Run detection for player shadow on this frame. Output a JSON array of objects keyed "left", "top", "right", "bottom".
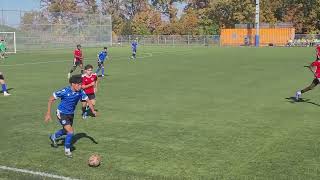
[
  {"left": 56, "top": 133, "right": 98, "bottom": 151},
  {"left": 98, "top": 74, "right": 109, "bottom": 77},
  {"left": 285, "top": 97, "right": 320, "bottom": 107},
  {"left": 0, "top": 87, "right": 14, "bottom": 93}
]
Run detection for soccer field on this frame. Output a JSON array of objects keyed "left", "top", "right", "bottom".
[{"left": 1, "top": 46, "right": 320, "bottom": 179}]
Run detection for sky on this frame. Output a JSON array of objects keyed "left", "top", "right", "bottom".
[{"left": 0, "top": 0, "right": 40, "bottom": 11}]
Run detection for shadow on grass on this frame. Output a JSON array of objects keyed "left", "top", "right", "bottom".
[
  {"left": 285, "top": 97, "right": 320, "bottom": 107},
  {"left": 0, "top": 87, "right": 14, "bottom": 93},
  {"left": 55, "top": 132, "right": 98, "bottom": 151}
]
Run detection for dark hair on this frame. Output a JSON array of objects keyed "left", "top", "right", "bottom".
[
  {"left": 84, "top": 64, "right": 93, "bottom": 70},
  {"left": 77, "top": 44, "right": 81, "bottom": 48},
  {"left": 104, "top": 47, "right": 108, "bottom": 50},
  {"left": 69, "top": 74, "right": 82, "bottom": 84}
]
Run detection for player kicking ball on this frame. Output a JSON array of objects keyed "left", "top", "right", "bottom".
[
  {"left": 295, "top": 57, "right": 320, "bottom": 101},
  {"left": 82, "top": 64, "right": 98, "bottom": 119},
  {"left": 45, "top": 74, "right": 97, "bottom": 158},
  {"left": 68, "top": 44, "right": 84, "bottom": 79}
]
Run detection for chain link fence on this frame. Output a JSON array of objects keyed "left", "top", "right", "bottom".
[{"left": 0, "top": 9, "right": 112, "bottom": 50}]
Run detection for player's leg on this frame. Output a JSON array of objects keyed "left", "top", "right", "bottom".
[
  {"left": 63, "top": 124, "right": 74, "bottom": 158},
  {"left": 0, "top": 72, "right": 10, "bottom": 96},
  {"left": 132, "top": 50, "right": 136, "bottom": 59},
  {"left": 101, "top": 63, "right": 105, "bottom": 76},
  {"left": 0, "top": 50, "right": 4, "bottom": 59},
  {"left": 59, "top": 115, "right": 74, "bottom": 158},
  {"left": 81, "top": 100, "right": 88, "bottom": 119},
  {"left": 96, "top": 61, "right": 102, "bottom": 74},
  {"left": 80, "top": 62, "right": 84, "bottom": 74},
  {"left": 85, "top": 94, "right": 96, "bottom": 117},
  {"left": 49, "top": 111, "right": 67, "bottom": 147},
  {"left": 296, "top": 78, "right": 319, "bottom": 100},
  {"left": 68, "top": 63, "right": 77, "bottom": 78}
]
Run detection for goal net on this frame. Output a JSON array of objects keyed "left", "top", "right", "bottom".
[{"left": 0, "top": 32, "right": 16, "bottom": 53}]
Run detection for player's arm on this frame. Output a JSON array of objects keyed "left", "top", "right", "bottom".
[
  {"left": 81, "top": 81, "right": 95, "bottom": 89},
  {"left": 94, "top": 77, "right": 99, "bottom": 93},
  {"left": 45, "top": 96, "right": 56, "bottom": 122}
]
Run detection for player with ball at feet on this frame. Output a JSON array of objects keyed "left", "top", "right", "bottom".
[{"left": 44, "top": 74, "right": 97, "bottom": 158}]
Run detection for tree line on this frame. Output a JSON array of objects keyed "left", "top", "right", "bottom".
[{"left": 36, "top": 0, "right": 320, "bottom": 35}]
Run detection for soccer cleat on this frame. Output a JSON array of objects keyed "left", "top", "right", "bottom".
[
  {"left": 67, "top": 73, "right": 71, "bottom": 79},
  {"left": 3, "top": 92, "right": 11, "bottom": 96},
  {"left": 49, "top": 134, "right": 58, "bottom": 148},
  {"left": 295, "top": 91, "right": 301, "bottom": 101},
  {"left": 64, "top": 148, "right": 72, "bottom": 158},
  {"left": 82, "top": 113, "right": 88, "bottom": 120},
  {"left": 101, "top": 74, "right": 105, "bottom": 77}
]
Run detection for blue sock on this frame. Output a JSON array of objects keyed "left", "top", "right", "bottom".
[
  {"left": 65, "top": 133, "right": 73, "bottom": 149},
  {"left": 96, "top": 67, "right": 100, "bottom": 74},
  {"left": 101, "top": 67, "right": 105, "bottom": 75},
  {"left": 2, "top": 84, "right": 7, "bottom": 92},
  {"left": 54, "top": 129, "right": 65, "bottom": 139}
]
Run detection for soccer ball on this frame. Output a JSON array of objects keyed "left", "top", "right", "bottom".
[{"left": 88, "top": 154, "right": 101, "bottom": 167}]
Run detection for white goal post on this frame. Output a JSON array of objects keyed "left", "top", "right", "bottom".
[{"left": 0, "top": 32, "right": 16, "bottom": 54}]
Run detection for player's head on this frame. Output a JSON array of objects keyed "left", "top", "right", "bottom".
[
  {"left": 77, "top": 44, "right": 81, "bottom": 49},
  {"left": 103, "top": 47, "right": 108, "bottom": 52},
  {"left": 69, "top": 74, "right": 82, "bottom": 91},
  {"left": 84, "top": 64, "right": 94, "bottom": 75}
]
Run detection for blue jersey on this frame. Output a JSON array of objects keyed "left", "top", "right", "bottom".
[
  {"left": 131, "top": 41, "right": 138, "bottom": 51},
  {"left": 53, "top": 86, "right": 88, "bottom": 115},
  {"left": 98, "top": 51, "right": 108, "bottom": 62}
]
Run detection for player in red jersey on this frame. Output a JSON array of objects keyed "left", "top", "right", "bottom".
[
  {"left": 68, "top": 44, "right": 84, "bottom": 79},
  {"left": 81, "top": 64, "right": 98, "bottom": 119},
  {"left": 295, "top": 57, "right": 320, "bottom": 101},
  {"left": 316, "top": 44, "right": 320, "bottom": 59}
]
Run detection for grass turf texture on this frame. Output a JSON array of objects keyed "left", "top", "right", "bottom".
[{"left": 0, "top": 46, "right": 320, "bottom": 179}]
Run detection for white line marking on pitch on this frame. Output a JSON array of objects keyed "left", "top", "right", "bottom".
[{"left": 0, "top": 165, "right": 80, "bottom": 180}]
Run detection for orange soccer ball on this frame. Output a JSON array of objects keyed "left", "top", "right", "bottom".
[{"left": 88, "top": 154, "right": 101, "bottom": 167}]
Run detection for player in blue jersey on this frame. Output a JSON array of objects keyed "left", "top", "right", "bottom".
[
  {"left": 130, "top": 39, "right": 138, "bottom": 60},
  {"left": 0, "top": 71, "right": 10, "bottom": 96},
  {"left": 95, "top": 47, "right": 108, "bottom": 77},
  {"left": 44, "top": 74, "right": 97, "bottom": 158}
]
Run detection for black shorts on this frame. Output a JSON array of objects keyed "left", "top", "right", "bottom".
[
  {"left": 98, "top": 61, "right": 104, "bottom": 68},
  {"left": 73, "top": 61, "right": 83, "bottom": 67},
  {"left": 81, "top": 93, "right": 95, "bottom": 102},
  {"left": 313, "top": 78, "right": 320, "bottom": 85},
  {"left": 56, "top": 110, "right": 74, "bottom": 127}
]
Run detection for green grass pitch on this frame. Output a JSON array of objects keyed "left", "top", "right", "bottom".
[{"left": 1, "top": 46, "right": 320, "bottom": 179}]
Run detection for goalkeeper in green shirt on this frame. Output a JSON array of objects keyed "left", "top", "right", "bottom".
[{"left": 0, "top": 39, "right": 7, "bottom": 59}]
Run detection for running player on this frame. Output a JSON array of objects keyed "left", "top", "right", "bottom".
[
  {"left": 45, "top": 74, "right": 97, "bottom": 158},
  {"left": 82, "top": 64, "right": 98, "bottom": 119},
  {"left": 295, "top": 57, "right": 320, "bottom": 101},
  {"left": 68, "top": 44, "right": 84, "bottom": 78}
]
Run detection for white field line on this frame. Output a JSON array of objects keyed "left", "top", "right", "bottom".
[
  {"left": 0, "top": 165, "right": 80, "bottom": 180},
  {"left": 1, "top": 48, "right": 193, "bottom": 67},
  {"left": 0, "top": 52, "right": 153, "bottom": 67}
]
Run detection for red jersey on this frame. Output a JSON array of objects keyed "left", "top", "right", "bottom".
[
  {"left": 82, "top": 73, "right": 97, "bottom": 94},
  {"left": 311, "top": 60, "right": 320, "bottom": 78},
  {"left": 74, "top": 49, "right": 83, "bottom": 61}
]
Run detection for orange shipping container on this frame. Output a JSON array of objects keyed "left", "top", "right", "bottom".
[{"left": 220, "top": 28, "right": 295, "bottom": 46}]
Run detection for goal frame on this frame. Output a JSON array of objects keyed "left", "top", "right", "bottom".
[{"left": 0, "top": 32, "right": 16, "bottom": 54}]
